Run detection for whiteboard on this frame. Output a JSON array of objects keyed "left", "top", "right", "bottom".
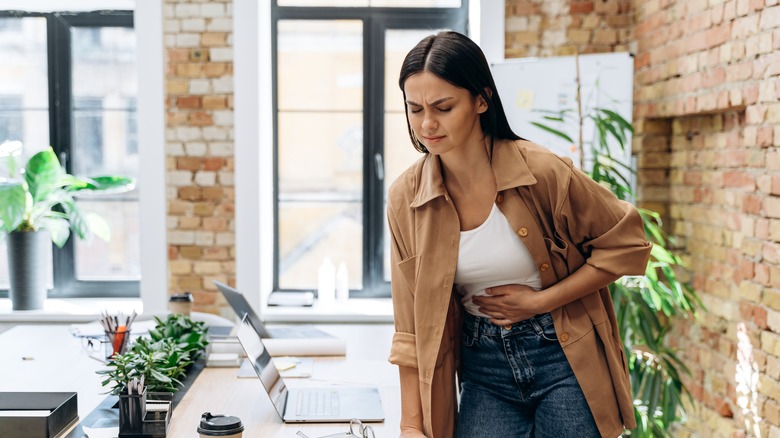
[{"left": 491, "top": 53, "right": 634, "bottom": 181}]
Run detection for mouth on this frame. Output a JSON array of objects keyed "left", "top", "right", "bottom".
[{"left": 422, "top": 135, "right": 445, "bottom": 143}]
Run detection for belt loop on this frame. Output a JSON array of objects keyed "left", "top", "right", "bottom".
[
  {"left": 530, "top": 316, "right": 543, "bottom": 335},
  {"left": 473, "top": 316, "right": 481, "bottom": 341}
]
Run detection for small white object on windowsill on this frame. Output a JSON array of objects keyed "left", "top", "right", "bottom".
[
  {"left": 317, "top": 257, "right": 335, "bottom": 305},
  {"left": 336, "top": 262, "right": 349, "bottom": 302}
]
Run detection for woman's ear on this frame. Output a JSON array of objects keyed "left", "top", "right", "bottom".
[{"left": 476, "top": 92, "right": 490, "bottom": 114}]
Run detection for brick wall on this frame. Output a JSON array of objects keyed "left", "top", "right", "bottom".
[
  {"left": 503, "top": 0, "right": 780, "bottom": 435},
  {"left": 505, "top": 0, "right": 632, "bottom": 57},
  {"left": 163, "top": 0, "right": 235, "bottom": 315},
  {"left": 633, "top": 0, "right": 780, "bottom": 436}
]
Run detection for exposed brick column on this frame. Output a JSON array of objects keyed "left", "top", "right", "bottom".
[
  {"left": 505, "top": 0, "right": 632, "bottom": 58},
  {"left": 163, "top": 0, "right": 235, "bottom": 315}
]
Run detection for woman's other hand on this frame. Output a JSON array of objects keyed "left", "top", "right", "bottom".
[{"left": 472, "top": 284, "right": 547, "bottom": 326}]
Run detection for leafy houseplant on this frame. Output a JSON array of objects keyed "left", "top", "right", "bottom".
[
  {"left": 0, "top": 141, "right": 134, "bottom": 310},
  {"left": 531, "top": 60, "right": 703, "bottom": 437},
  {"left": 98, "top": 314, "right": 210, "bottom": 395}
]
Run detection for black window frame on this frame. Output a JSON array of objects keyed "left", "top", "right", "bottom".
[
  {"left": 0, "top": 10, "right": 138, "bottom": 298},
  {"left": 272, "top": 2, "right": 468, "bottom": 298}
]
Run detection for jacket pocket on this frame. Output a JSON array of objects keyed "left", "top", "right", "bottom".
[
  {"left": 544, "top": 233, "right": 570, "bottom": 277},
  {"left": 396, "top": 254, "right": 419, "bottom": 294}
]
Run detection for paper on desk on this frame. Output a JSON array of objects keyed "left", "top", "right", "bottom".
[
  {"left": 263, "top": 337, "right": 346, "bottom": 357},
  {"left": 209, "top": 337, "right": 347, "bottom": 357},
  {"left": 238, "top": 357, "right": 314, "bottom": 378},
  {"left": 83, "top": 426, "right": 119, "bottom": 438}
]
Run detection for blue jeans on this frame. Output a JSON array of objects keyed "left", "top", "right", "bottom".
[{"left": 456, "top": 312, "right": 601, "bottom": 437}]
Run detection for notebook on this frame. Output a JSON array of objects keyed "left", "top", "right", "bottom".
[
  {"left": 215, "top": 281, "right": 333, "bottom": 339},
  {"left": 236, "top": 314, "right": 385, "bottom": 423}
]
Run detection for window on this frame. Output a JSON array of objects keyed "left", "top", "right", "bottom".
[
  {"left": 273, "top": 2, "right": 467, "bottom": 297},
  {"left": 0, "top": 11, "right": 139, "bottom": 297}
]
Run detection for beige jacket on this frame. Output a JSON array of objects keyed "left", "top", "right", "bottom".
[{"left": 387, "top": 139, "right": 652, "bottom": 438}]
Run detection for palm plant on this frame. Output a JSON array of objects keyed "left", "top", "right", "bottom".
[{"left": 531, "top": 63, "right": 702, "bottom": 436}]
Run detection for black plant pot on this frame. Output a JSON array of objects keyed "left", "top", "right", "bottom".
[{"left": 7, "top": 230, "right": 49, "bottom": 311}]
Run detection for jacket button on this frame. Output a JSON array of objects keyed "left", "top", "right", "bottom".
[
  {"left": 540, "top": 263, "right": 549, "bottom": 272},
  {"left": 518, "top": 227, "right": 528, "bottom": 237},
  {"left": 560, "top": 332, "right": 569, "bottom": 343},
  {"left": 496, "top": 193, "right": 504, "bottom": 204}
]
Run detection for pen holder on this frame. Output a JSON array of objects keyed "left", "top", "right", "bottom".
[
  {"left": 105, "top": 328, "right": 132, "bottom": 359},
  {"left": 119, "top": 388, "right": 147, "bottom": 433}
]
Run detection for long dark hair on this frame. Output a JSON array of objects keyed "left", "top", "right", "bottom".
[{"left": 398, "top": 31, "right": 521, "bottom": 154}]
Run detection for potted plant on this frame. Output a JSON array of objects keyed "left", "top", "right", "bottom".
[
  {"left": 0, "top": 141, "right": 135, "bottom": 310},
  {"left": 97, "top": 314, "right": 210, "bottom": 395}
]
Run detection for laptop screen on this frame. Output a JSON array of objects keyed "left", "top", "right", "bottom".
[
  {"left": 236, "top": 314, "right": 288, "bottom": 416},
  {"left": 215, "top": 281, "right": 272, "bottom": 338}
]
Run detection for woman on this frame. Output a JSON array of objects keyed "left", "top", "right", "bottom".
[{"left": 386, "top": 31, "right": 652, "bottom": 438}]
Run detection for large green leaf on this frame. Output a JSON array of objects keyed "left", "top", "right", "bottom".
[
  {"left": 24, "top": 147, "right": 65, "bottom": 203},
  {"left": 40, "top": 216, "right": 71, "bottom": 248},
  {"left": 0, "top": 180, "right": 26, "bottom": 232}
]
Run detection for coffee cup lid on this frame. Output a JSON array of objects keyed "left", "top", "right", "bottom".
[
  {"left": 170, "top": 292, "right": 194, "bottom": 302},
  {"left": 197, "top": 412, "right": 244, "bottom": 436}
]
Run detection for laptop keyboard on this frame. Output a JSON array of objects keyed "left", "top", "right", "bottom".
[{"left": 295, "top": 389, "right": 340, "bottom": 417}]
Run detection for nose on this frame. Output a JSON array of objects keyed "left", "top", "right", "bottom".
[{"left": 421, "top": 113, "right": 437, "bottom": 132}]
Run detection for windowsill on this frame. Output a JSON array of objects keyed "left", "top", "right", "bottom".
[
  {"left": 0, "top": 297, "right": 393, "bottom": 324},
  {"left": 0, "top": 298, "right": 144, "bottom": 324},
  {"left": 261, "top": 298, "right": 394, "bottom": 323}
]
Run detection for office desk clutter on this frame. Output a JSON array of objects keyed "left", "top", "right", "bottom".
[
  {"left": 117, "top": 377, "right": 172, "bottom": 438},
  {"left": 100, "top": 310, "right": 138, "bottom": 359},
  {"left": 97, "top": 314, "right": 209, "bottom": 395},
  {"left": 197, "top": 412, "right": 244, "bottom": 438}
]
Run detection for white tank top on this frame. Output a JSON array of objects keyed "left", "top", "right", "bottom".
[{"left": 454, "top": 203, "right": 542, "bottom": 317}]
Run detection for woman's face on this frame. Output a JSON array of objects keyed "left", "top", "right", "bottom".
[{"left": 403, "top": 71, "right": 487, "bottom": 156}]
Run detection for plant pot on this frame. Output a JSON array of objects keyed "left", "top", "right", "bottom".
[{"left": 7, "top": 230, "right": 49, "bottom": 311}]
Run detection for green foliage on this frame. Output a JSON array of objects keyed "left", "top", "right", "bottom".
[
  {"left": 0, "top": 145, "right": 135, "bottom": 247},
  {"left": 97, "top": 314, "right": 210, "bottom": 395},
  {"left": 533, "top": 105, "right": 702, "bottom": 436},
  {"left": 148, "top": 313, "right": 209, "bottom": 362}
]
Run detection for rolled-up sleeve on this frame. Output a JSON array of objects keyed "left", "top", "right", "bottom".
[
  {"left": 559, "top": 165, "right": 652, "bottom": 276},
  {"left": 387, "top": 198, "right": 419, "bottom": 368}
]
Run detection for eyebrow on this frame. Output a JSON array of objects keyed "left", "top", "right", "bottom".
[{"left": 405, "top": 97, "right": 453, "bottom": 107}]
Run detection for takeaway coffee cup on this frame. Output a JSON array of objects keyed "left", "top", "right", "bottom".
[{"left": 197, "top": 412, "right": 244, "bottom": 438}]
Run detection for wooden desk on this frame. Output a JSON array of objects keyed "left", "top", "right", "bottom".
[{"left": 0, "top": 324, "right": 400, "bottom": 438}]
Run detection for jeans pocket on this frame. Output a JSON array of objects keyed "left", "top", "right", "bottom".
[
  {"left": 461, "top": 330, "right": 477, "bottom": 348},
  {"left": 538, "top": 320, "right": 559, "bottom": 343}
]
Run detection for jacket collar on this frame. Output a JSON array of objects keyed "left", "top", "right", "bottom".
[{"left": 410, "top": 139, "right": 537, "bottom": 208}]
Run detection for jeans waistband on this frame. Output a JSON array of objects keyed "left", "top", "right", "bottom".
[{"left": 462, "top": 311, "right": 554, "bottom": 338}]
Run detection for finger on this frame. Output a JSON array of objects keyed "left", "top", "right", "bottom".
[{"left": 490, "top": 318, "right": 512, "bottom": 326}]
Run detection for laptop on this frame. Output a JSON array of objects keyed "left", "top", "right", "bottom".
[
  {"left": 215, "top": 281, "right": 333, "bottom": 339},
  {"left": 236, "top": 313, "right": 385, "bottom": 423}
]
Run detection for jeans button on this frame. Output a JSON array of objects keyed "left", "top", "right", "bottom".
[{"left": 503, "top": 324, "right": 512, "bottom": 330}]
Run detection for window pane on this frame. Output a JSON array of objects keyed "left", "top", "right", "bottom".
[
  {"left": 279, "top": 202, "right": 362, "bottom": 290},
  {"left": 0, "top": 17, "right": 51, "bottom": 289},
  {"left": 277, "top": 20, "right": 364, "bottom": 291},
  {"left": 383, "top": 29, "right": 438, "bottom": 280},
  {"left": 71, "top": 26, "right": 139, "bottom": 282},
  {"left": 278, "top": 20, "right": 362, "bottom": 111},
  {"left": 278, "top": 112, "right": 363, "bottom": 194},
  {"left": 74, "top": 200, "right": 140, "bottom": 280}
]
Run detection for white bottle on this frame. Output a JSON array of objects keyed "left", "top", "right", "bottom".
[
  {"left": 336, "top": 262, "right": 349, "bottom": 302},
  {"left": 317, "top": 257, "right": 336, "bottom": 305}
]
